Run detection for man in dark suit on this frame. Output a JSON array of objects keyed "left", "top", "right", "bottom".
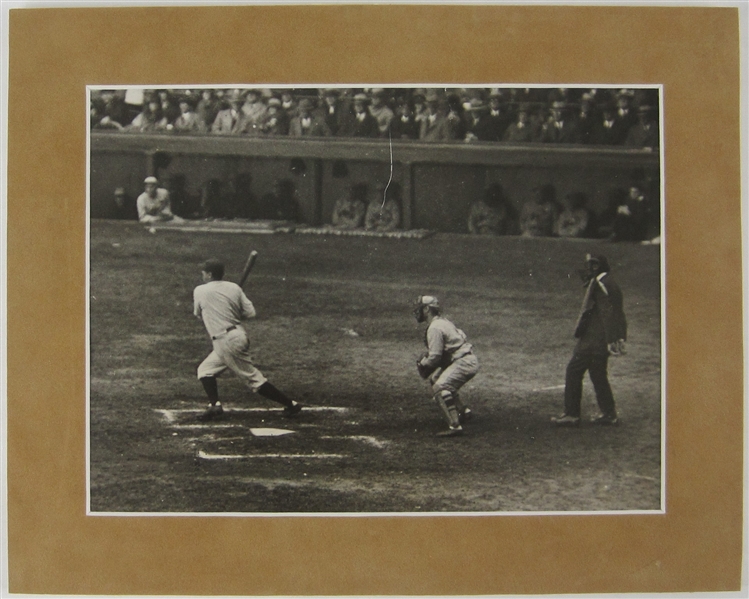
[
  {"left": 539, "top": 101, "right": 581, "bottom": 143},
  {"left": 318, "top": 88, "right": 353, "bottom": 136},
  {"left": 552, "top": 254, "right": 627, "bottom": 427},
  {"left": 590, "top": 100, "right": 627, "bottom": 145},
  {"left": 464, "top": 98, "right": 498, "bottom": 142},
  {"left": 625, "top": 104, "right": 659, "bottom": 149},
  {"left": 344, "top": 93, "right": 379, "bottom": 138},
  {"left": 419, "top": 91, "right": 454, "bottom": 141}
]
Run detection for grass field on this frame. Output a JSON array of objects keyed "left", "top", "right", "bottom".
[{"left": 88, "top": 220, "right": 662, "bottom": 513}]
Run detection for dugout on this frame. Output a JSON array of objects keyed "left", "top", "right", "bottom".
[{"left": 90, "top": 132, "right": 660, "bottom": 232}]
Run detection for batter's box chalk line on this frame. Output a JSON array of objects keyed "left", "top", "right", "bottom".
[
  {"left": 197, "top": 450, "right": 347, "bottom": 460},
  {"left": 320, "top": 435, "right": 389, "bottom": 449},
  {"left": 155, "top": 406, "right": 349, "bottom": 422}
]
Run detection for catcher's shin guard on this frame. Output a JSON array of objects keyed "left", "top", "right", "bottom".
[{"left": 434, "top": 390, "right": 461, "bottom": 428}]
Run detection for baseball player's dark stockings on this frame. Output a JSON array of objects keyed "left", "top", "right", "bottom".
[
  {"left": 257, "top": 382, "right": 294, "bottom": 407},
  {"left": 564, "top": 352, "right": 616, "bottom": 418},
  {"left": 200, "top": 376, "right": 219, "bottom": 404}
]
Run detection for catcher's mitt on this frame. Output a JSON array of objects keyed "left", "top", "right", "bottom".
[{"left": 416, "top": 356, "right": 436, "bottom": 379}]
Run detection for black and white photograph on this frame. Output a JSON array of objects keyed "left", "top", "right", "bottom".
[{"left": 88, "top": 84, "right": 664, "bottom": 515}]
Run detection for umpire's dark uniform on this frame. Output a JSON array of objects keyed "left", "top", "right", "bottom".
[{"left": 564, "top": 255, "right": 627, "bottom": 420}]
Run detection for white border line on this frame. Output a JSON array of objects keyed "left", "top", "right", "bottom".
[{"left": 87, "top": 82, "right": 667, "bottom": 518}]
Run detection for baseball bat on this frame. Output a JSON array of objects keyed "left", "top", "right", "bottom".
[{"left": 238, "top": 250, "right": 259, "bottom": 288}]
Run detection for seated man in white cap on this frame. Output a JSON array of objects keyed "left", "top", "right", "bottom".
[{"left": 136, "top": 176, "right": 184, "bottom": 224}]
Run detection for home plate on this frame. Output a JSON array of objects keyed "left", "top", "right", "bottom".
[{"left": 249, "top": 428, "right": 296, "bottom": 437}]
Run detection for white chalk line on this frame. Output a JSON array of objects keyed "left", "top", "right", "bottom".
[
  {"left": 320, "top": 435, "right": 389, "bottom": 449},
  {"left": 156, "top": 406, "right": 348, "bottom": 417},
  {"left": 532, "top": 384, "right": 566, "bottom": 392},
  {"left": 197, "top": 450, "right": 346, "bottom": 461}
]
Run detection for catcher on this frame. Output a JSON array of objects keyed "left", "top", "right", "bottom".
[{"left": 414, "top": 296, "right": 480, "bottom": 437}]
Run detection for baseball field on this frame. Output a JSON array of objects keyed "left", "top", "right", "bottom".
[{"left": 88, "top": 219, "right": 662, "bottom": 514}]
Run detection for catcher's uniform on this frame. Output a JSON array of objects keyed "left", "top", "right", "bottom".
[
  {"left": 420, "top": 317, "right": 480, "bottom": 395},
  {"left": 194, "top": 280, "right": 267, "bottom": 390}
]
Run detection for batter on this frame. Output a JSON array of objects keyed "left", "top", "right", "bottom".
[{"left": 193, "top": 259, "right": 301, "bottom": 421}]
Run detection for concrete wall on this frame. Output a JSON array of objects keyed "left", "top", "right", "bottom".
[{"left": 91, "top": 132, "right": 660, "bottom": 233}]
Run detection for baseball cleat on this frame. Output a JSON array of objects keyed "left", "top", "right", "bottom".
[
  {"left": 459, "top": 407, "right": 473, "bottom": 424},
  {"left": 436, "top": 425, "right": 464, "bottom": 437},
  {"left": 590, "top": 414, "right": 619, "bottom": 426},
  {"left": 550, "top": 414, "right": 581, "bottom": 427},
  {"left": 282, "top": 402, "right": 303, "bottom": 418},
  {"left": 197, "top": 403, "right": 224, "bottom": 422}
]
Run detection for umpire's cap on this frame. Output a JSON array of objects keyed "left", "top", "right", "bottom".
[
  {"left": 585, "top": 253, "right": 611, "bottom": 273},
  {"left": 202, "top": 259, "right": 225, "bottom": 280}
]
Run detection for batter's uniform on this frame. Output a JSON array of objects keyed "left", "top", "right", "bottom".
[
  {"left": 418, "top": 314, "right": 479, "bottom": 434},
  {"left": 194, "top": 280, "right": 267, "bottom": 389},
  {"left": 193, "top": 273, "right": 300, "bottom": 420}
]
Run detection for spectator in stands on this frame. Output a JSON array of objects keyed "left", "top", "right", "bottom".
[
  {"left": 173, "top": 96, "right": 205, "bottom": 133},
  {"left": 156, "top": 92, "right": 180, "bottom": 131},
  {"left": 467, "top": 183, "right": 518, "bottom": 235},
  {"left": 318, "top": 88, "right": 353, "bottom": 137},
  {"left": 612, "top": 181, "right": 652, "bottom": 242},
  {"left": 257, "top": 179, "right": 300, "bottom": 221},
  {"left": 575, "top": 92, "right": 598, "bottom": 145},
  {"left": 539, "top": 100, "right": 581, "bottom": 143},
  {"left": 615, "top": 89, "right": 638, "bottom": 135},
  {"left": 239, "top": 89, "right": 268, "bottom": 136},
  {"left": 127, "top": 96, "right": 163, "bottom": 132},
  {"left": 487, "top": 89, "right": 512, "bottom": 141},
  {"left": 289, "top": 98, "right": 331, "bottom": 137},
  {"left": 554, "top": 191, "right": 596, "bottom": 238},
  {"left": 260, "top": 98, "right": 290, "bottom": 136},
  {"left": 365, "top": 183, "right": 401, "bottom": 232},
  {"left": 590, "top": 99, "right": 626, "bottom": 145},
  {"left": 624, "top": 103, "right": 659, "bottom": 149},
  {"left": 520, "top": 183, "right": 559, "bottom": 237},
  {"left": 91, "top": 100, "right": 124, "bottom": 131},
  {"left": 412, "top": 90, "right": 428, "bottom": 127},
  {"left": 331, "top": 183, "right": 368, "bottom": 229},
  {"left": 196, "top": 89, "right": 220, "bottom": 130},
  {"left": 96, "top": 90, "right": 130, "bottom": 129},
  {"left": 390, "top": 97, "right": 420, "bottom": 140},
  {"left": 369, "top": 88, "right": 394, "bottom": 137},
  {"left": 137, "top": 176, "right": 184, "bottom": 223},
  {"left": 346, "top": 93, "right": 379, "bottom": 138},
  {"left": 420, "top": 91, "right": 454, "bottom": 141},
  {"left": 445, "top": 92, "right": 467, "bottom": 141},
  {"left": 211, "top": 89, "right": 245, "bottom": 135},
  {"left": 502, "top": 103, "right": 535, "bottom": 142},
  {"left": 464, "top": 97, "right": 498, "bottom": 142},
  {"left": 280, "top": 90, "right": 297, "bottom": 117},
  {"left": 112, "top": 187, "right": 138, "bottom": 220}
]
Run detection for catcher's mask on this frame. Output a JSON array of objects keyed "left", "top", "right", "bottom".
[{"left": 413, "top": 295, "right": 440, "bottom": 322}]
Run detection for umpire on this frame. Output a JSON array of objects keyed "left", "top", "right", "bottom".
[{"left": 552, "top": 254, "right": 627, "bottom": 427}]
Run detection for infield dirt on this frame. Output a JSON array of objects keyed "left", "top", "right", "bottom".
[{"left": 89, "top": 220, "right": 661, "bottom": 513}]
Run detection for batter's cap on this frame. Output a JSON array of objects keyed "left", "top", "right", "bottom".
[{"left": 144, "top": 176, "right": 158, "bottom": 184}]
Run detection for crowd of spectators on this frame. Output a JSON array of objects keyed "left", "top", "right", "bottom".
[{"left": 91, "top": 86, "right": 660, "bottom": 148}]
